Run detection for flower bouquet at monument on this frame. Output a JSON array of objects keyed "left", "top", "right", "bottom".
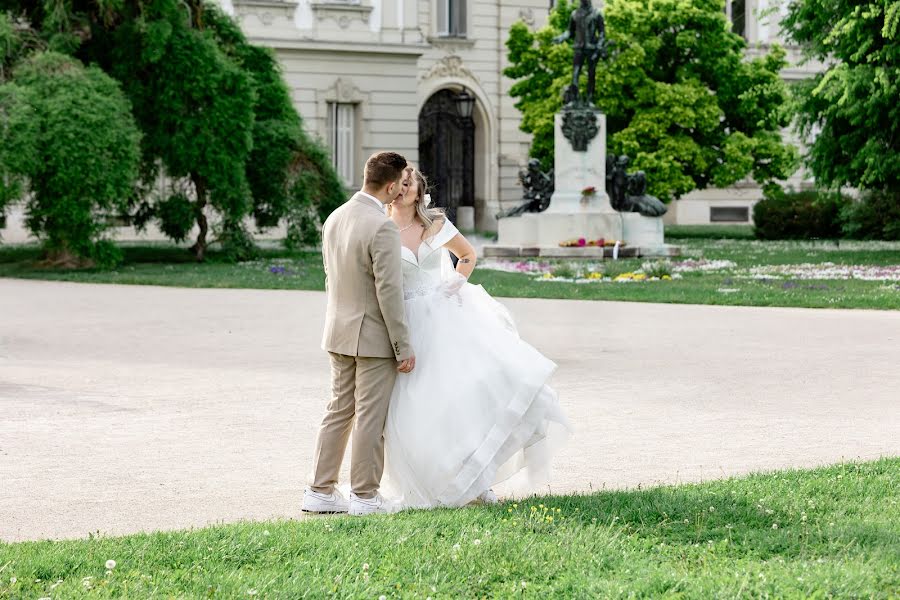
[{"left": 558, "top": 237, "right": 626, "bottom": 247}]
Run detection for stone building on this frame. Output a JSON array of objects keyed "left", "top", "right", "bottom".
[
  {"left": 218, "top": 0, "right": 821, "bottom": 230},
  {"left": 220, "top": 0, "right": 549, "bottom": 233},
  {"left": 0, "top": 0, "right": 821, "bottom": 243}
]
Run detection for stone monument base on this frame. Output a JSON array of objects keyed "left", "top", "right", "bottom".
[{"left": 487, "top": 211, "right": 680, "bottom": 258}]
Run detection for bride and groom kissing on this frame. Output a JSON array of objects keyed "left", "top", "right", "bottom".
[{"left": 302, "top": 151, "right": 569, "bottom": 516}]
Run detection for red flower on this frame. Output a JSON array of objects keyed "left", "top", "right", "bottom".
[{"left": 577, "top": 237, "right": 586, "bottom": 246}]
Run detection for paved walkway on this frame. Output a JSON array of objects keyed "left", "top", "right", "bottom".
[{"left": 1, "top": 279, "right": 898, "bottom": 542}]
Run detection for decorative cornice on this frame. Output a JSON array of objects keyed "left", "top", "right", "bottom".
[
  {"left": 421, "top": 54, "right": 479, "bottom": 84},
  {"left": 311, "top": 1, "right": 373, "bottom": 29},
  {"left": 324, "top": 77, "right": 366, "bottom": 103}
]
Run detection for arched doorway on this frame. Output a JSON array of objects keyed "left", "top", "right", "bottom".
[{"left": 418, "top": 89, "right": 475, "bottom": 224}]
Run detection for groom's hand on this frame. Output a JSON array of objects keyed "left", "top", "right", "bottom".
[{"left": 397, "top": 355, "right": 416, "bottom": 373}]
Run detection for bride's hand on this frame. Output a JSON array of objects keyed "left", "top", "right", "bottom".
[{"left": 439, "top": 271, "right": 467, "bottom": 300}]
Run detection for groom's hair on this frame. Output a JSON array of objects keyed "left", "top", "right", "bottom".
[{"left": 363, "top": 152, "right": 408, "bottom": 190}]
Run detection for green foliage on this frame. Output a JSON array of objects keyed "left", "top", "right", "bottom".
[
  {"left": 4, "top": 51, "right": 140, "bottom": 266},
  {"left": 155, "top": 193, "right": 195, "bottom": 242},
  {"left": 2, "top": 0, "right": 344, "bottom": 262},
  {"left": 4, "top": 237, "right": 900, "bottom": 308},
  {"left": 841, "top": 190, "right": 900, "bottom": 240},
  {"left": 505, "top": 0, "right": 799, "bottom": 201},
  {"left": 752, "top": 188, "right": 849, "bottom": 240},
  {"left": 783, "top": 0, "right": 900, "bottom": 198},
  {"left": 641, "top": 259, "right": 673, "bottom": 278},
  {"left": 0, "top": 83, "right": 38, "bottom": 224},
  {"left": 201, "top": 9, "right": 345, "bottom": 239}
]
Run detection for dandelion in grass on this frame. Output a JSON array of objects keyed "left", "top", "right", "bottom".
[
  {"left": 9, "top": 577, "right": 16, "bottom": 584},
  {"left": 473, "top": 539, "right": 482, "bottom": 545},
  {"left": 772, "top": 523, "right": 779, "bottom": 529},
  {"left": 247, "top": 590, "right": 258, "bottom": 596},
  {"left": 106, "top": 559, "right": 117, "bottom": 570},
  {"left": 362, "top": 563, "right": 369, "bottom": 571},
  {"left": 709, "top": 506, "right": 715, "bottom": 512}
]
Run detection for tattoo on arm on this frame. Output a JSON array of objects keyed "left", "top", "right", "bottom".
[{"left": 459, "top": 258, "right": 472, "bottom": 264}]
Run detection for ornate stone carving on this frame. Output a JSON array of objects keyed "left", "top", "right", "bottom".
[
  {"left": 518, "top": 7, "right": 535, "bottom": 26},
  {"left": 561, "top": 106, "right": 599, "bottom": 152},
  {"left": 334, "top": 78, "right": 357, "bottom": 101},
  {"left": 421, "top": 54, "right": 478, "bottom": 84},
  {"left": 312, "top": 2, "right": 373, "bottom": 27}
]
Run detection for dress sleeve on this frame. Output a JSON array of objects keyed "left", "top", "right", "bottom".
[{"left": 430, "top": 218, "right": 460, "bottom": 248}]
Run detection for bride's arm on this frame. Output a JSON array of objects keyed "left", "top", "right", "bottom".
[{"left": 444, "top": 231, "right": 477, "bottom": 279}]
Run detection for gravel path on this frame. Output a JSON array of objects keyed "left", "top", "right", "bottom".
[{"left": 1, "top": 279, "right": 898, "bottom": 541}]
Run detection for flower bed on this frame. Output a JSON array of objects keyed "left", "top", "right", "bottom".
[{"left": 743, "top": 263, "right": 900, "bottom": 282}]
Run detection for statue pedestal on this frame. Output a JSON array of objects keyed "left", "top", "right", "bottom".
[
  {"left": 546, "top": 111, "right": 612, "bottom": 213},
  {"left": 491, "top": 109, "right": 677, "bottom": 258}
]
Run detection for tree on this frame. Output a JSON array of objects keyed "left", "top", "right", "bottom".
[
  {"left": 2, "top": 52, "right": 141, "bottom": 265},
  {"left": 505, "top": 0, "right": 799, "bottom": 201},
  {"left": 2, "top": 0, "right": 344, "bottom": 261},
  {"left": 201, "top": 10, "right": 346, "bottom": 248},
  {"left": 782, "top": 0, "right": 899, "bottom": 198}
]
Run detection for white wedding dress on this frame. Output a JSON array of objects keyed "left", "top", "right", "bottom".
[{"left": 382, "top": 219, "right": 570, "bottom": 508}]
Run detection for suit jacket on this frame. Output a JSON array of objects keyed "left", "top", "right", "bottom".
[{"left": 321, "top": 193, "right": 412, "bottom": 360}]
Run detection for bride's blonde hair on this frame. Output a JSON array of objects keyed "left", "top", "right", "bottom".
[{"left": 392, "top": 168, "right": 445, "bottom": 238}]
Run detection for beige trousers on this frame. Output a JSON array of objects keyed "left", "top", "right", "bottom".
[{"left": 310, "top": 352, "right": 397, "bottom": 498}]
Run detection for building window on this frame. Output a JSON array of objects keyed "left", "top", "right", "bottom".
[
  {"left": 437, "top": 0, "right": 466, "bottom": 37},
  {"left": 725, "top": 0, "right": 746, "bottom": 39},
  {"left": 329, "top": 102, "right": 356, "bottom": 185},
  {"left": 710, "top": 206, "right": 750, "bottom": 223}
]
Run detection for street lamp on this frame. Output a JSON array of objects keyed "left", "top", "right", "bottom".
[{"left": 454, "top": 89, "right": 475, "bottom": 120}]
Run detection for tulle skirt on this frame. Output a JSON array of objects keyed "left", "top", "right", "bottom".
[{"left": 382, "top": 282, "right": 570, "bottom": 508}]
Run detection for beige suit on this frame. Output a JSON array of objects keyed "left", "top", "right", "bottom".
[{"left": 311, "top": 193, "right": 412, "bottom": 498}]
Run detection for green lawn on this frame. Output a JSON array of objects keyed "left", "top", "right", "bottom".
[
  {"left": 1, "top": 459, "right": 897, "bottom": 598},
  {"left": 1, "top": 236, "right": 899, "bottom": 309}
]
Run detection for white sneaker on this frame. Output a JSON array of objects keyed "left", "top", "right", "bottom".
[
  {"left": 302, "top": 488, "right": 349, "bottom": 514},
  {"left": 349, "top": 492, "right": 395, "bottom": 516},
  {"left": 477, "top": 489, "right": 499, "bottom": 504}
]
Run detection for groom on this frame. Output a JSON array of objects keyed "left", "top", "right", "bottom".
[{"left": 303, "top": 151, "right": 415, "bottom": 516}]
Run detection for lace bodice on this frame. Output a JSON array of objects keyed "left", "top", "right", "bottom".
[{"left": 400, "top": 219, "right": 459, "bottom": 300}]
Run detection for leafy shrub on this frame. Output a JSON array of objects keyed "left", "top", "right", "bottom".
[
  {"left": 840, "top": 190, "right": 900, "bottom": 241},
  {"left": 10, "top": 52, "right": 141, "bottom": 267},
  {"left": 156, "top": 194, "right": 195, "bottom": 242},
  {"left": 753, "top": 189, "right": 848, "bottom": 240}
]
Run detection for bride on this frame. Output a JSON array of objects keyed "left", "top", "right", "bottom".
[{"left": 382, "top": 168, "right": 570, "bottom": 508}]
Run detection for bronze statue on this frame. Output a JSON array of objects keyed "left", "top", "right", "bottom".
[
  {"left": 606, "top": 155, "right": 668, "bottom": 217},
  {"left": 497, "top": 159, "right": 554, "bottom": 218},
  {"left": 553, "top": 0, "right": 608, "bottom": 106}
]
